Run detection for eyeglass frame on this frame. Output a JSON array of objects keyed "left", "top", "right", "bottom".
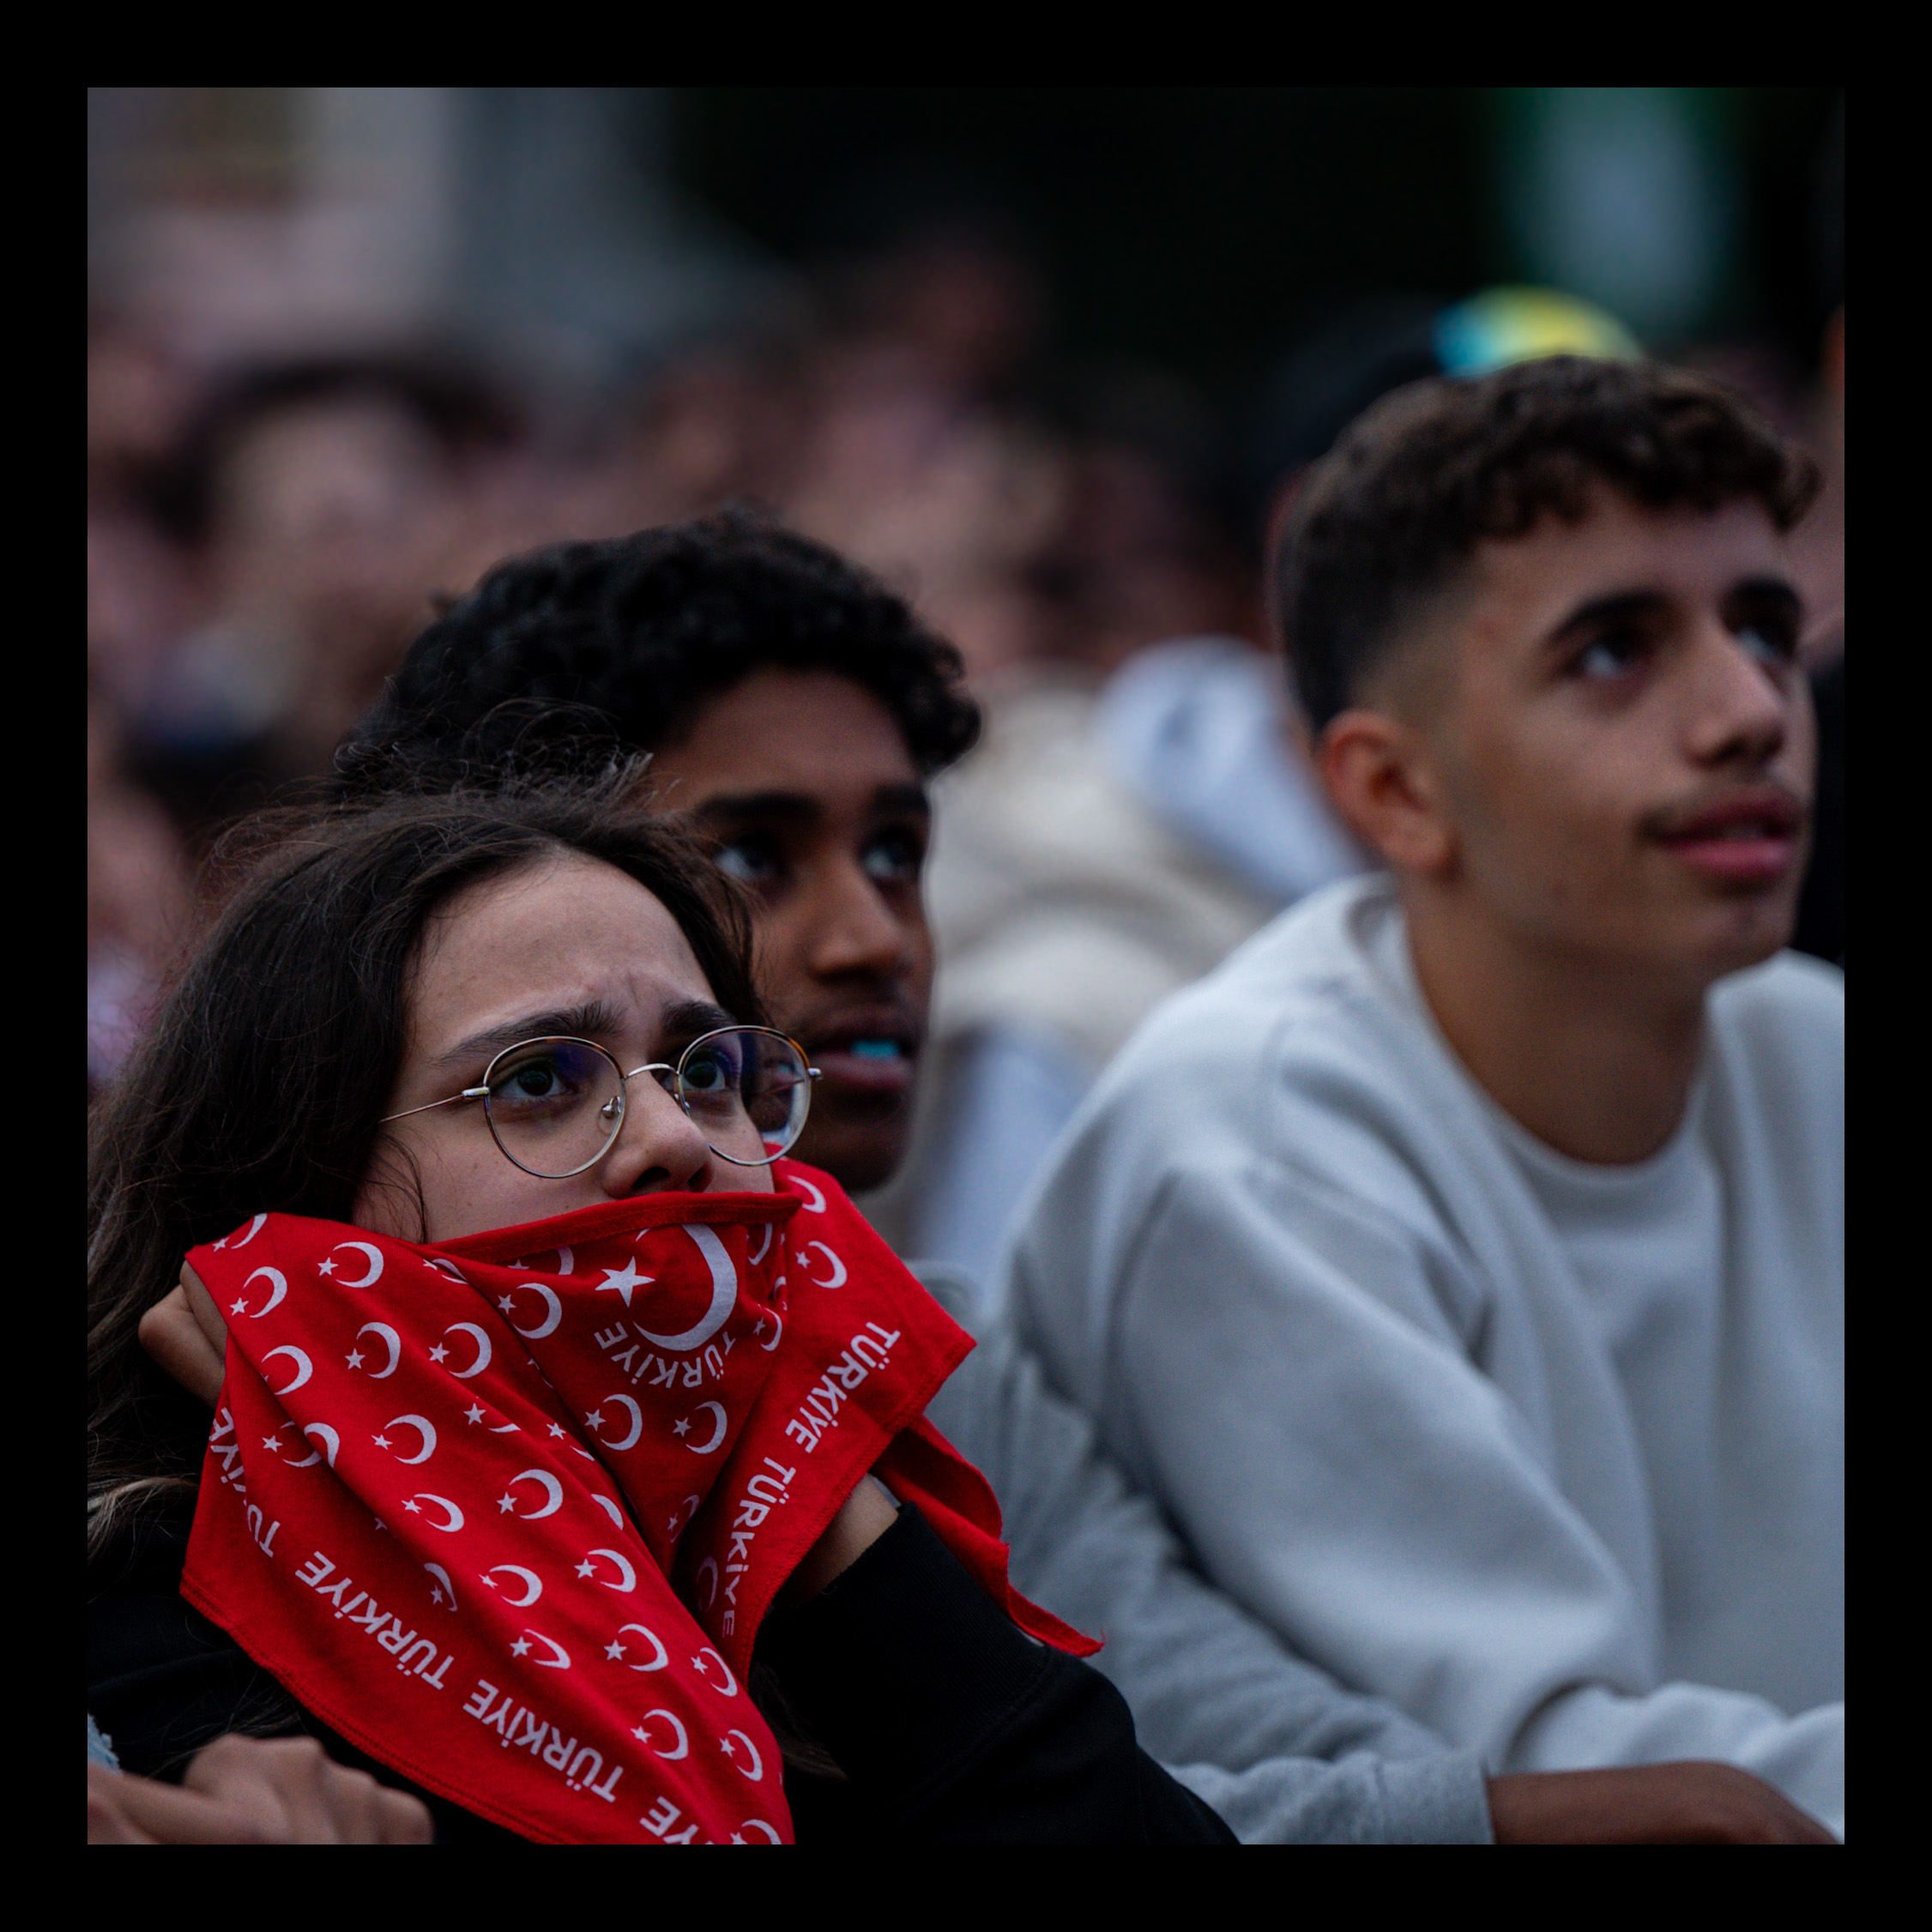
[{"left": 378, "top": 1025, "right": 821, "bottom": 1176}]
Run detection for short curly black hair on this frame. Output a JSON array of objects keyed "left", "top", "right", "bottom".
[
  {"left": 1277, "top": 356, "right": 1821, "bottom": 730},
  {"left": 336, "top": 510, "right": 980, "bottom": 793}
]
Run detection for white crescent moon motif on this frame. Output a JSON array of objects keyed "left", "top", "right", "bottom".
[
  {"left": 381, "top": 1414, "right": 438, "bottom": 1465},
  {"left": 746, "top": 1223, "right": 775, "bottom": 1266},
  {"left": 553, "top": 1246, "right": 573, "bottom": 1275},
  {"left": 594, "top": 1394, "right": 644, "bottom": 1452},
  {"left": 484, "top": 1564, "right": 543, "bottom": 1607},
  {"left": 423, "top": 1561, "right": 459, "bottom": 1611},
  {"left": 410, "top": 1493, "right": 464, "bottom": 1532},
  {"left": 587, "top": 1548, "right": 637, "bottom": 1593},
  {"left": 522, "top": 1630, "right": 571, "bottom": 1669},
  {"left": 735, "top": 1818, "right": 782, "bottom": 1843},
  {"left": 791, "top": 1175, "right": 827, "bottom": 1213},
  {"left": 616, "top": 1622, "right": 668, "bottom": 1671},
  {"left": 758, "top": 1309, "right": 782, "bottom": 1354},
  {"left": 696, "top": 1557, "right": 719, "bottom": 1609},
  {"left": 262, "top": 1345, "right": 311, "bottom": 1394},
  {"left": 442, "top": 1322, "right": 492, "bottom": 1379},
  {"left": 304, "top": 1423, "right": 339, "bottom": 1467},
  {"left": 636, "top": 1709, "right": 689, "bottom": 1760},
  {"left": 423, "top": 1256, "right": 468, "bottom": 1284},
  {"left": 636, "top": 1225, "right": 737, "bottom": 1353},
  {"left": 241, "top": 1267, "right": 287, "bottom": 1318},
  {"left": 691, "top": 1645, "right": 740, "bottom": 1697},
  {"left": 722, "top": 1729, "right": 765, "bottom": 1782},
  {"left": 590, "top": 1494, "right": 627, "bottom": 1531},
  {"left": 228, "top": 1212, "right": 269, "bottom": 1249},
  {"left": 681, "top": 1400, "right": 728, "bottom": 1455},
  {"left": 504, "top": 1283, "right": 563, "bottom": 1341},
  {"left": 800, "top": 1241, "right": 848, "bottom": 1289},
  {"left": 354, "top": 1322, "right": 401, "bottom": 1379},
  {"left": 504, "top": 1469, "right": 564, "bottom": 1518},
  {"left": 328, "top": 1241, "right": 385, "bottom": 1289}
]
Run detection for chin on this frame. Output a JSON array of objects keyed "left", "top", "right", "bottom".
[
  {"left": 1685, "top": 887, "right": 1802, "bottom": 984},
  {"left": 790, "top": 1114, "right": 910, "bottom": 1197}
]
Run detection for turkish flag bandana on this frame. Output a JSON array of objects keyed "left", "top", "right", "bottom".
[{"left": 180, "top": 1161, "right": 1096, "bottom": 1844}]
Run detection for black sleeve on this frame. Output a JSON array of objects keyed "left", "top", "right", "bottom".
[
  {"left": 86, "top": 1507, "right": 522, "bottom": 1845},
  {"left": 757, "top": 1499, "right": 1236, "bottom": 1843}
]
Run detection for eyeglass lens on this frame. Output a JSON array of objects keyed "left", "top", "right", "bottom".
[{"left": 480, "top": 1032, "right": 811, "bottom": 1178}]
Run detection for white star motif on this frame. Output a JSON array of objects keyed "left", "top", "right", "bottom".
[
  {"left": 345, "top": 1349, "right": 365, "bottom": 1369},
  {"left": 594, "top": 1259, "right": 652, "bottom": 1307},
  {"left": 605, "top": 1640, "right": 627, "bottom": 1661},
  {"left": 547, "top": 1423, "right": 567, "bottom": 1439},
  {"left": 464, "top": 1404, "right": 486, "bottom": 1425},
  {"left": 510, "top": 1636, "right": 531, "bottom": 1657},
  {"left": 667, "top": 1511, "right": 683, "bottom": 1536},
  {"left": 631, "top": 1725, "right": 651, "bottom": 1744},
  {"left": 213, "top": 1235, "right": 229, "bottom": 1250},
  {"left": 428, "top": 1343, "right": 449, "bottom": 1363},
  {"left": 480, "top": 1573, "right": 498, "bottom": 1588},
  {"left": 672, "top": 1416, "right": 691, "bottom": 1437},
  {"left": 372, "top": 1434, "right": 391, "bottom": 1449},
  {"left": 317, "top": 1258, "right": 335, "bottom": 1276},
  {"left": 583, "top": 1410, "right": 603, "bottom": 1430},
  {"left": 497, "top": 1294, "right": 517, "bottom": 1314},
  {"left": 261, "top": 1434, "right": 282, "bottom": 1449},
  {"left": 497, "top": 1494, "right": 518, "bottom": 1513},
  {"left": 230, "top": 1299, "right": 247, "bottom": 1315},
  {"left": 719, "top": 1735, "right": 738, "bottom": 1758},
  {"left": 372, "top": 1520, "right": 387, "bottom": 1534},
  {"left": 575, "top": 1559, "right": 598, "bottom": 1579},
  {"left": 430, "top": 1585, "right": 445, "bottom": 1605},
  {"left": 401, "top": 1498, "right": 420, "bottom": 1513}
]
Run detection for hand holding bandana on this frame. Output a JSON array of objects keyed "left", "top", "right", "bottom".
[{"left": 181, "top": 1162, "right": 1093, "bottom": 1844}]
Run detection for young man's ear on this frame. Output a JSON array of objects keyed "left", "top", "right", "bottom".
[{"left": 1318, "top": 709, "right": 1458, "bottom": 879}]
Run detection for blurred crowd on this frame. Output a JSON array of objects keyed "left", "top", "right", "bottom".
[{"left": 87, "top": 212, "right": 1845, "bottom": 1174}]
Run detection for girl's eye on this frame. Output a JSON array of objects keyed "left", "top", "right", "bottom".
[
  {"left": 714, "top": 836, "right": 781, "bottom": 885},
  {"left": 1737, "top": 619, "right": 1798, "bottom": 669}
]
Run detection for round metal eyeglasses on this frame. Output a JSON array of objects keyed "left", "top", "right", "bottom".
[{"left": 380, "top": 1027, "right": 820, "bottom": 1178}]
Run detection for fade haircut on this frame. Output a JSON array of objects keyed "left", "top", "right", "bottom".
[
  {"left": 1275, "top": 356, "right": 1821, "bottom": 731},
  {"left": 337, "top": 510, "right": 980, "bottom": 793}
]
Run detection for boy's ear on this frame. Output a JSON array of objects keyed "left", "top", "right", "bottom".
[{"left": 1318, "top": 708, "right": 1458, "bottom": 879}]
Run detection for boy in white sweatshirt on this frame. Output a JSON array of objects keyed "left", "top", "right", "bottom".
[{"left": 1007, "top": 356, "right": 1844, "bottom": 1835}]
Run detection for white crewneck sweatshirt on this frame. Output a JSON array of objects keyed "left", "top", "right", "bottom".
[{"left": 1006, "top": 874, "right": 1844, "bottom": 1833}]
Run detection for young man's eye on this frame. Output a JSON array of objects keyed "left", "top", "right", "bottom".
[
  {"left": 861, "top": 831, "right": 925, "bottom": 884},
  {"left": 1573, "top": 632, "right": 1645, "bottom": 681},
  {"left": 713, "top": 836, "right": 783, "bottom": 885},
  {"left": 1736, "top": 619, "right": 1800, "bottom": 669}
]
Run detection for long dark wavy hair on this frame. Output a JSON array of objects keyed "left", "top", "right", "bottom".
[{"left": 87, "top": 776, "right": 764, "bottom": 1561}]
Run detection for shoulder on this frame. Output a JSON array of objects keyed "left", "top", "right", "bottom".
[
  {"left": 1709, "top": 949, "right": 1844, "bottom": 1039},
  {"left": 1701, "top": 950, "right": 1843, "bottom": 1150}
]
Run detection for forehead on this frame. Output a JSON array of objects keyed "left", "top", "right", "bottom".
[
  {"left": 1463, "top": 490, "right": 1788, "bottom": 647},
  {"left": 649, "top": 667, "right": 919, "bottom": 806},
  {"left": 407, "top": 853, "right": 710, "bottom": 1051}
]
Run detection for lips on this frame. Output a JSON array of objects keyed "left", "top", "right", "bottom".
[
  {"left": 793, "top": 1010, "right": 922, "bottom": 1096},
  {"left": 1652, "top": 787, "right": 1806, "bottom": 886}
]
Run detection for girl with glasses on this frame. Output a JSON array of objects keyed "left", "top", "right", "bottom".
[{"left": 87, "top": 777, "right": 1231, "bottom": 1844}]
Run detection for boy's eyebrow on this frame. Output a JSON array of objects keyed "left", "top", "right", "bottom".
[
  {"left": 869, "top": 783, "right": 931, "bottom": 818},
  {"left": 1542, "top": 589, "right": 1670, "bottom": 651},
  {"left": 653, "top": 999, "right": 739, "bottom": 1048},
  {"left": 687, "top": 790, "right": 821, "bottom": 826}
]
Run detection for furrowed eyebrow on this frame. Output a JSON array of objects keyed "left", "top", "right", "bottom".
[
  {"left": 1724, "top": 576, "right": 1804, "bottom": 620},
  {"left": 657, "top": 999, "right": 739, "bottom": 1045},
  {"left": 433, "top": 1001, "right": 622, "bottom": 1074}
]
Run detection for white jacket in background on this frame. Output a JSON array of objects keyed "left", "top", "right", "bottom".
[{"left": 1007, "top": 874, "right": 1844, "bottom": 1835}]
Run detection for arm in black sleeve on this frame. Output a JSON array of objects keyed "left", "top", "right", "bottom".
[
  {"left": 87, "top": 1505, "right": 522, "bottom": 1844},
  {"left": 758, "top": 1498, "right": 1235, "bottom": 1843}
]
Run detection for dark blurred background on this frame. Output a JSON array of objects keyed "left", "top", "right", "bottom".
[{"left": 88, "top": 88, "right": 1844, "bottom": 1090}]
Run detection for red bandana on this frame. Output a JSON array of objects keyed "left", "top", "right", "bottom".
[{"left": 180, "top": 1162, "right": 1096, "bottom": 1844}]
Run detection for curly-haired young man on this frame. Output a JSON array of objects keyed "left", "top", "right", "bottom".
[{"left": 1007, "top": 359, "right": 1844, "bottom": 1835}]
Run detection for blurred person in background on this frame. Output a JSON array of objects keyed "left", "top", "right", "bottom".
[
  {"left": 1007, "top": 357, "right": 1844, "bottom": 1837},
  {"left": 876, "top": 291, "right": 1639, "bottom": 1296},
  {"left": 317, "top": 512, "right": 1828, "bottom": 1844}
]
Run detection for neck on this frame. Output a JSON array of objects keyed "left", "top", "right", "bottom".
[{"left": 1403, "top": 887, "right": 1708, "bottom": 1165}]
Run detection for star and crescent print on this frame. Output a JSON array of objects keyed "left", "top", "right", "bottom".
[{"left": 185, "top": 1174, "right": 981, "bottom": 1841}]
